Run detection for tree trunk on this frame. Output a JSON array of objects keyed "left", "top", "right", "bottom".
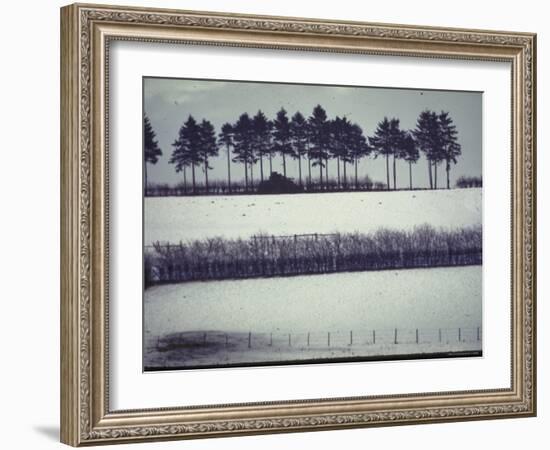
[
  {"left": 325, "top": 157, "right": 329, "bottom": 188},
  {"left": 183, "top": 166, "right": 187, "bottom": 193},
  {"left": 409, "top": 161, "right": 412, "bottom": 190},
  {"left": 192, "top": 164, "right": 196, "bottom": 194},
  {"left": 269, "top": 153, "right": 273, "bottom": 175},
  {"left": 226, "top": 145, "right": 231, "bottom": 193},
  {"left": 308, "top": 156, "right": 312, "bottom": 186},
  {"left": 298, "top": 155, "right": 302, "bottom": 186},
  {"left": 355, "top": 156, "right": 358, "bottom": 189},
  {"left": 319, "top": 157, "right": 323, "bottom": 188},
  {"left": 250, "top": 160, "right": 254, "bottom": 189},
  {"left": 343, "top": 161, "right": 347, "bottom": 187},
  {"left": 446, "top": 160, "right": 450, "bottom": 189},
  {"left": 427, "top": 158, "right": 433, "bottom": 189},
  {"left": 244, "top": 161, "right": 248, "bottom": 191},
  {"left": 204, "top": 158, "right": 209, "bottom": 193},
  {"left": 337, "top": 157, "right": 341, "bottom": 187},
  {"left": 434, "top": 161, "right": 438, "bottom": 189},
  {"left": 260, "top": 156, "right": 264, "bottom": 183},
  {"left": 144, "top": 162, "right": 148, "bottom": 191},
  {"left": 385, "top": 154, "right": 390, "bottom": 190},
  {"left": 392, "top": 154, "right": 397, "bottom": 190},
  {"left": 282, "top": 154, "right": 286, "bottom": 177}
]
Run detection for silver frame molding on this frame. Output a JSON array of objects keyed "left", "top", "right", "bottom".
[{"left": 61, "top": 3, "right": 536, "bottom": 446}]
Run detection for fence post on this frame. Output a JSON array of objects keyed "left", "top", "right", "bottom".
[
  {"left": 225, "top": 333, "right": 228, "bottom": 347},
  {"left": 269, "top": 332, "right": 273, "bottom": 347},
  {"left": 458, "top": 327, "right": 461, "bottom": 342},
  {"left": 307, "top": 332, "right": 310, "bottom": 347},
  {"left": 288, "top": 333, "right": 291, "bottom": 347},
  {"left": 394, "top": 328, "right": 398, "bottom": 345},
  {"left": 372, "top": 329, "right": 376, "bottom": 344},
  {"left": 416, "top": 328, "right": 419, "bottom": 344},
  {"left": 477, "top": 327, "right": 480, "bottom": 341},
  {"left": 439, "top": 328, "right": 442, "bottom": 343},
  {"left": 350, "top": 330, "right": 353, "bottom": 346},
  {"left": 248, "top": 331, "right": 252, "bottom": 349},
  {"left": 328, "top": 332, "right": 331, "bottom": 347}
]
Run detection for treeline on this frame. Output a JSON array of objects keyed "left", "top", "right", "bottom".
[
  {"left": 456, "top": 176, "right": 482, "bottom": 188},
  {"left": 144, "top": 106, "right": 464, "bottom": 195},
  {"left": 145, "top": 175, "right": 387, "bottom": 196},
  {"left": 144, "top": 225, "right": 482, "bottom": 286}
]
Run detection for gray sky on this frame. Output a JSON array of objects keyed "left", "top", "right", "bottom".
[{"left": 144, "top": 77, "right": 482, "bottom": 189}]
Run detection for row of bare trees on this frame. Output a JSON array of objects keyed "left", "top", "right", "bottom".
[
  {"left": 144, "top": 106, "right": 463, "bottom": 194},
  {"left": 456, "top": 176, "right": 483, "bottom": 188},
  {"left": 145, "top": 175, "right": 387, "bottom": 196},
  {"left": 144, "top": 225, "right": 482, "bottom": 286}
]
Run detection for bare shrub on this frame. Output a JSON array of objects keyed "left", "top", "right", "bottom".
[{"left": 145, "top": 225, "right": 482, "bottom": 285}]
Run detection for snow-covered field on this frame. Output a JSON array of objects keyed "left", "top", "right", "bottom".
[
  {"left": 144, "top": 266, "right": 482, "bottom": 368},
  {"left": 143, "top": 189, "right": 482, "bottom": 368},
  {"left": 144, "top": 188, "right": 482, "bottom": 244}
]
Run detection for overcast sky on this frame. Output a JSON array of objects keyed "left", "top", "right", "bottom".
[{"left": 144, "top": 77, "right": 482, "bottom": 189}]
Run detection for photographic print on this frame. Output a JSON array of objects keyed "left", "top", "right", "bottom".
[{"left": 143, "top": 77, "right": 483, "bottom": 371}]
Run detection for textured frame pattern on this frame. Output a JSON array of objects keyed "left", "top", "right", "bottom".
[{"left": 60, "top": 3, "right": 536, "bottom": 446}]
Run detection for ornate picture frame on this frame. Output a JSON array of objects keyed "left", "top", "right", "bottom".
[{"left": 60, "top": 3, "right": 536, "bottom": 446}]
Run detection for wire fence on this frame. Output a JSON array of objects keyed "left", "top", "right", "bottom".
[{"left": 152, "top": 325, "right": 482, "bottom": 353}]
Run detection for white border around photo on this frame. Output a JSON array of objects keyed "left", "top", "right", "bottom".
[{"left": 109, "top": 41, "right": 511, "bottom": 411}]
